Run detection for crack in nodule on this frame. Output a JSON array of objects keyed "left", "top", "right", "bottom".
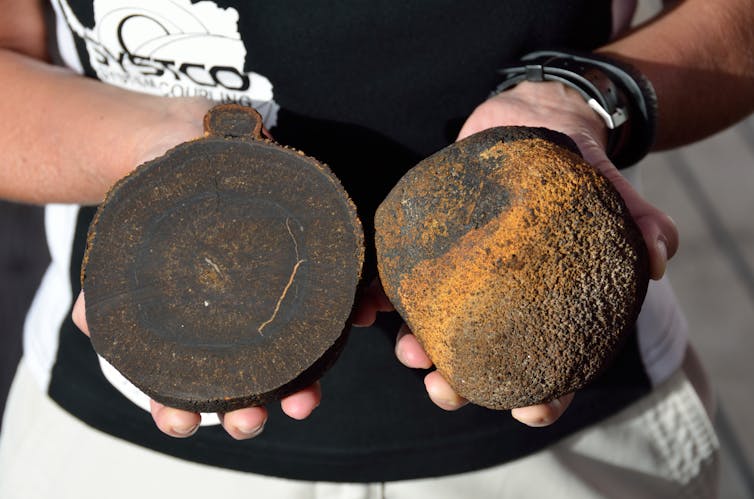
[{"left": 257, "top": 218, "right": 306, "bottom": 335}]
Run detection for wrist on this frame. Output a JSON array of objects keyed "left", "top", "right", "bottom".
[
  {"left": 491, "top": 50, "right": 658, "bottom": 168},
  {"left": 80, "top": 96, "right": 213, "bottom": 205},
  {"left": 131, "top": 97, "right": 213, "bottom": 168},
  {"left": 491, "top": 81, "right": 609, "bottom": 150}
]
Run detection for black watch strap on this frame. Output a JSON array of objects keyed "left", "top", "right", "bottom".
[{"left": 491, "top": 50, "right": 658, "bottom": 169}]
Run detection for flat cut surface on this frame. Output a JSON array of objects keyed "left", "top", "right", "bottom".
[{"left": 83, "top": 134, "right": 363, "bottom": 412}]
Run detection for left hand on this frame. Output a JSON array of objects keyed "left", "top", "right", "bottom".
[
  {"left": 363, "top": 81, "right": 678, "bottom": 426},
  {"left": 458, "top": 81, "right": 678, "bottom": 281}
]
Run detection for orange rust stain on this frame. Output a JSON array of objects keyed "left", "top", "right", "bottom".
[{"left": 396, "top": 138, "right": 637, "bottom": 391}]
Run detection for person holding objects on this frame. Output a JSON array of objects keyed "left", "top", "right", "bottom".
[{"left": 1, "top": 0, "right": 752, "bottom": 497}]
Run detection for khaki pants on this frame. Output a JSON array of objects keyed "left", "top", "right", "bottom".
[{"left": 0, "top": 354, "right": 719, "bottom": 499}]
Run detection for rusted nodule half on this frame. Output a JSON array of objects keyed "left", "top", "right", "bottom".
[
  {"left": 375, "top": 127, "right": 648, "bottom": 410},
  {"left": 82, "top": 105, "right": 364, "bottom": 412}
]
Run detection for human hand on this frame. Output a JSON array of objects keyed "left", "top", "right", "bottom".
[
  {"left": 350, "top": 278, "right": 396, "bottom": 327},
  {"left": 352, "top": 279, "right": 575, "bottom": 425},
  {"left": 396, "top": 323, "right": 576, "bottom": 426},
  {"left": 72, "top": 101, "right": 320, "bottom": 439},
  {"left": 72, "top": 291, "right": 321, "bottom": 439},
  {"left": 458, "top": 81, "right": 679, "bottom": 281},
  {"left": 75, "top": 96, "right": 216, "bottom": 206},
  {"left": 393, "top": 81, "right": 678, "bottom": 426}
]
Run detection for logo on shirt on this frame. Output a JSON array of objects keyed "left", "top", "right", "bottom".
[{"left": 57, "top": 0, "right": 279, "bottom": 126}]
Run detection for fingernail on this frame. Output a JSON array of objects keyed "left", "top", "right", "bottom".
[
  {"left": 439, "top": 398, "right": 467, "bottom": 409},
  {"left": 533, "top": 398, "right": 564, "bottom": 426},
  {"left": 236, "top": 422, "right": 265, "bottom": 438},
  {"left": 526, "top": 418, "right": 551, "bottom": 428},
  {"left": 548, "top": 397, "right": 563, "bottom": 410},
  {"left": 394, "top": 325, "right": 408, "bottom": 357},
  {"left": 427, "top": 385, "right": 466, "bottom": 410},
  {"left": 654, "top": 238, "right": 668, "bottom": 279},
  {"left": 172, "top": 423, "right": 199, "bottom": 437},
  {"left": 524, "top": 407, "right": 557, "bottom": 428}
]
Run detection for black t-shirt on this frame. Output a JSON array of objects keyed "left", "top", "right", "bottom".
[{"left": 48, "top": 0, "right": 651, "bottom": 481}]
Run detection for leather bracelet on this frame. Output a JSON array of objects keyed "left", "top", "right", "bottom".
[{"left": 491, "top": 50, "right": 658, "bottom": 169}]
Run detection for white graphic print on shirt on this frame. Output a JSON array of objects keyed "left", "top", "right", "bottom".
[
  {"left": 41, "top": 0, "right": 280, "bottom": 420},
  {"left": 56, "top": 0, "right": 279, "bottom": 126}
]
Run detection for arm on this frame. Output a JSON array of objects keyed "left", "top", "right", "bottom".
[
  {"left": 393, "top": 0, "right": 753, "bottom": 425},
  {"left": 0, "top": 0, "right": 207, "bottom": 205},
  {"left": 600, "top": 0, "right": 754, "bottom": 150},
  {"left": 1, "top": 0, "right": 319, "bottom": 439}
]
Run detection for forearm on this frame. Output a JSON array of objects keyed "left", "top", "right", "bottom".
[
  {"left": 599, "top": 0, "right": 754, "bottom": 150},
  {"left": 0, "top": 49, "right": 208, "bottom": 205}
]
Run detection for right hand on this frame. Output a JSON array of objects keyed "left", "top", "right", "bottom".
[
  {"left": 72, "top": 291, "right": 322, "bottom": 439},
  {"left": 72, "top": 100, "right": 321, "bottom": 439}
]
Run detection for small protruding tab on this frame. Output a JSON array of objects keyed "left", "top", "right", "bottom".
[
  {"left": 203, "top": 104, "right": 264, "bottom": 140},
  {"left": 524, "top": 64, "right": 545, "bottom": 82}
]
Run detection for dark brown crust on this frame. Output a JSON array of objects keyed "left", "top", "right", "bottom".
[
  {"left": 82, "top": 106, "right": 364, "bottom": 412},
  {"left": 375, "top": 126, "right": 648, "bottom": 410}
]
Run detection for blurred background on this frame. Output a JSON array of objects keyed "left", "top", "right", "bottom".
[
  {"left": 634, "top": 1, "right": 754, "bottom": 497},
  {"left": 1, "top": 0, "right": 752, "bottom": 497},
  {"left": 642, "top": 116, "right": 754, "bottom": 498}
]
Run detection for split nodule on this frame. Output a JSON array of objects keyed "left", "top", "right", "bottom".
[{"left": 82, "top": 105, "right": 364, "bottom": 412}]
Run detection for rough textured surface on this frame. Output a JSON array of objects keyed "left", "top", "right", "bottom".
[
  {"left": 375, "top": 127, "right": 648, "bottom": 410},
  {"left": 82, "top": 105, "right": 364, "bottom": 412}
]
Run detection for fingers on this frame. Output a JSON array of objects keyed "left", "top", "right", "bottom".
[
  {"left": 424, "top": 371, "right": 469, "bottom": 411},
  {"left": 510, "top": 393, "right": 575, "bottom": 427},
  {"left": 75, "top": 292, "right": 268, "bottom": 440},
  {"left": 280, "top": 382, "right": 322, "bottom": 420},
  {"left": 218, "top": 406, "right": 269, "bottom": 440},
  {"left": 394, "top": 324, "right": 468, "bottom": 410},
  {"left": 397, "top": 323, "right": 573, "bottom": 421},
  {"left": 150, "top": 402, "right": 273, "bottom": 441},
  {"left": 394, "top": 324, "right": 432, "bottom": 369},
  {"left": 351, "top": 278, "right": 394, "bottom": 327},
  {"left": 78, "top": 285, "right": 318, "bottom": 440},
  {"left": 632, "top": 208, "right": 678, "bottom": 280},
  {"left": 150, "top": 384, "right": 321, "bottom": 441},
  {"left": 219, "top": 383, "right": 320, "bottom": 439},
  {"left": 71, "top": 291, "right": 90, "bottom": 336},
  {"left": 150, "top": 400, "right": 202, "bottom": 438},
  {"left": 77, "top": 295, "right": 207, "bottom": 440}
]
